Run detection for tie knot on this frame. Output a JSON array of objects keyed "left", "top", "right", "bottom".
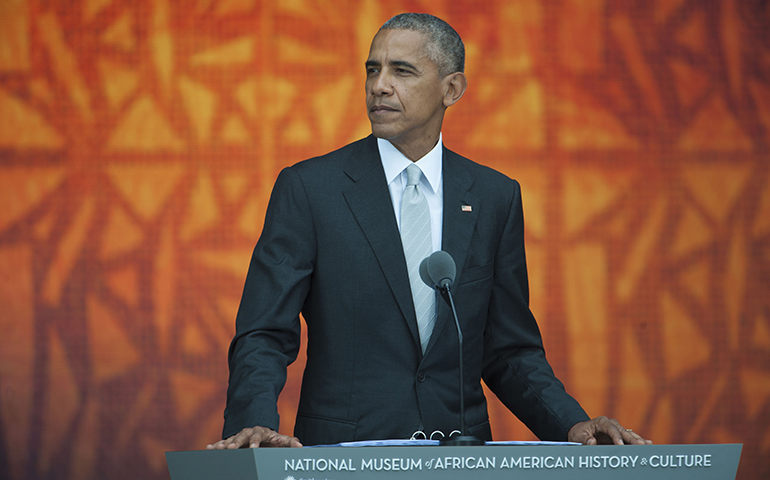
[{"left": 406, "top": 164, "right": 422, "bottom": 187}]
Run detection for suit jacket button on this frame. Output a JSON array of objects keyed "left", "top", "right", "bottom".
[{"left": 417, "top": 371, "right": 426, "bottom": 382}]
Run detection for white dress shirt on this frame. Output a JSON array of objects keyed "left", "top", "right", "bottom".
[{"left": 378, "top": 135, "right": 444, "bottom": 253}]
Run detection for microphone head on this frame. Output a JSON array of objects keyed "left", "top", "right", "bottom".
[
  {"left": 419, "top": 255, "right": 434, "bottom": 288},
  {"left": 419, "top": 251, "right": 456, "bottom": 289}
]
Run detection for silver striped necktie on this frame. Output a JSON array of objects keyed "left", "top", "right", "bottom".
[{"left": 400, "top": 164, "right": 436, "bottom": 353}]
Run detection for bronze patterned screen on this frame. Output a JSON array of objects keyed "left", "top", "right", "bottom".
[{"left": 0, "top": 1, "right": 768, "bottom": 479}]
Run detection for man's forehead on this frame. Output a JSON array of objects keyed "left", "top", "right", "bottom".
[{"left": 368, "top": 28, "right": 430, "bottom": 60}]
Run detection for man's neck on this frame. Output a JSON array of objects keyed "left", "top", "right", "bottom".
[
  {"left": 386, "top": 134, "right": 441, "bottom": 162},
  {"left": 377, "top": 134, "right": 443, "bottom": 192}
]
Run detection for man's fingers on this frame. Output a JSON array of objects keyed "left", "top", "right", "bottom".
[
  {"left": 587, "top": 416, "right": 623, "bottom": 445},
  {"left": 206, "top": 426, "right": 270, "bottom": 450},
  {"left": 607, "top": 418, "right": 626, "bottom": 445},
  {"left": 608, "top": 417, "right": 652, "bottom": 445},
  {"left": 568, "top": 416, "right": 652, "bottom": 446},
  {"left": 621, "top": 427, "right": 652, "bottom": 445},
  {"left": 248, "top": 435, "right": 261, "bottom": 448},
  {"left": 228, "top": 429, "right": 255, "bottom": 448},
  {"left": 213, "top": 426, "right": 304, "bottom": 449},
  {"left": 246, "top": 428, "right": 270, "bottom": 448},
  {"left": 610, "top": 417, "right": 652, "bottom": 445},
  {"left": 287, "top": 436, "right": 303, "bottom": 448},
  {"left": 260, "top": 431, "right": 303, "bottom": 448}
]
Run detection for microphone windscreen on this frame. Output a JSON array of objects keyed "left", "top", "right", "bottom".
[
  {"left": 420, "top": 251, "right": 456, "bottom": 289},
  {"left": 419, "top": 255, "right": 434, "bottom": 288}
]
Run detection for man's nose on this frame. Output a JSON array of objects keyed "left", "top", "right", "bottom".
[{"left": 370, "top": 72, "right": 393, "bottom": 95}]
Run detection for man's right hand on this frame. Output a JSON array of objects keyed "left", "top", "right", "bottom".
[{"left": 206, "top": 426, "right": 303, "bottom": 449}]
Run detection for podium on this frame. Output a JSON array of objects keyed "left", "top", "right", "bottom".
[{"left": 166, "top": 443, "right": 742, "bottom": 480}]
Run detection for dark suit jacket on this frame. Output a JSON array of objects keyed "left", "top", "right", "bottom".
[{"left": 223, "top": 135, "right": 589, "bottom": 445}]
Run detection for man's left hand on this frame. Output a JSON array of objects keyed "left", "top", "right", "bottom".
[{"left": 568, "top": 417, "right": 653, "bottom": 445}]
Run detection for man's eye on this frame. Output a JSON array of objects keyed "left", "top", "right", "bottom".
[{"left": 366, "top": 68, "right": 379, "bottom": 75}]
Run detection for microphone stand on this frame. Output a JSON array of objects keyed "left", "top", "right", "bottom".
[{"left": 439, "top": 284, "right": 485, "bottom": 446}]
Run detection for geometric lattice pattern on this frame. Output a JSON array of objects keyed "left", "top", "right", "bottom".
[{"left": 0, "top": 1, "right": 768, "bottom": 479}]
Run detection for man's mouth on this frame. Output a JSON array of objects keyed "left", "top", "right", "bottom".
[{"left": 370, "top": 104, "right": 398, "bottom": 113}]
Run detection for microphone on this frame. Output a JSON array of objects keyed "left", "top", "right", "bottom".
[
  {"left": 419, "top": 251, "right": 484, "bottom": 446},
  {"left": 419, "top": 250, "right": 455, "bottom": 289}
]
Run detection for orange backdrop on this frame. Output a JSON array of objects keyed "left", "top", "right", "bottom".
[{"left": 1, "top": 1, "right": 769, "bottom": 479}]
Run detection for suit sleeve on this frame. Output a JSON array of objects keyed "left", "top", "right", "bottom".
[
  {"left": 481, "top": 179, "right": 589, "bottom": 441},
  {"left": 222, "top": 167, "right": 315, "bottom": 438}
]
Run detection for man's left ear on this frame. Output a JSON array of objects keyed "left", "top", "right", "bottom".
[{"left": 442, "top": 72, "right": 468, "bottom": 107}]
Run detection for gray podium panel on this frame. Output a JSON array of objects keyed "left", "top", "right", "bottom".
[{"left": 167, "top": 443, "right": 742, "bottom": 480}]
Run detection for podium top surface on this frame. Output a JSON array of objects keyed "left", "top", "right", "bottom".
[{"left": 166, "top": 443, "right": 742, "bottom": 480}]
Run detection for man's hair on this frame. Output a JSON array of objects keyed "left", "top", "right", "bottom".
[{"left": 380, "top": 13, "right": 465, "bottom": 77}]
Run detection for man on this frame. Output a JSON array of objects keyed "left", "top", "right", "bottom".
[{"left": 208, "top": 13, "right": 651, "bottom": 449}]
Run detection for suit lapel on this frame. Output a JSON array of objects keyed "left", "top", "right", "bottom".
[
  {"left": 425, "top": 148, "right": 480, "bottom": 354},
  {"left": 341, "top": 137, "right": 421, "bottom": 346},
  {"left": 341, "top": 139, "right": 481, "bottom": 356}
]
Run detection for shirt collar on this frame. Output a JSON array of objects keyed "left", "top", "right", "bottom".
[{"left": 378, "top": 134, "right": 443, "bottom": 194}]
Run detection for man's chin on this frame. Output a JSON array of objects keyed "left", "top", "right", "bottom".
[{"left": 369, "top": 124, "right": 398, "bottom": 141}]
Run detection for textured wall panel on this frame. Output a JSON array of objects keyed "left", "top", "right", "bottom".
[{"left": 0, "top": 1, "right": 768, "bottom": 479}]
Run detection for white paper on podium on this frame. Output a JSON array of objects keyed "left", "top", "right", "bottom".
[
  {"left": 486, "top": 440, "right": 580, "bottom": 446},
  {"left": 306, "top": 439, "right": 580, "bottom": 448}
]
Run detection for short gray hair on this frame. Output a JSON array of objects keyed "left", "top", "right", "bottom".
[{"left": 380, "top": 13, "right": 465, "bottom": 77}]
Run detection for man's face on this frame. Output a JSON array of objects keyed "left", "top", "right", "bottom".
[{"left": 365, "top": 29, "right": 448, "bottom": 153}]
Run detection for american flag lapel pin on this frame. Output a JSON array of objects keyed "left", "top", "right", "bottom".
[{"left": 461, "top": 205, "right": 472, "bottom": 212}]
